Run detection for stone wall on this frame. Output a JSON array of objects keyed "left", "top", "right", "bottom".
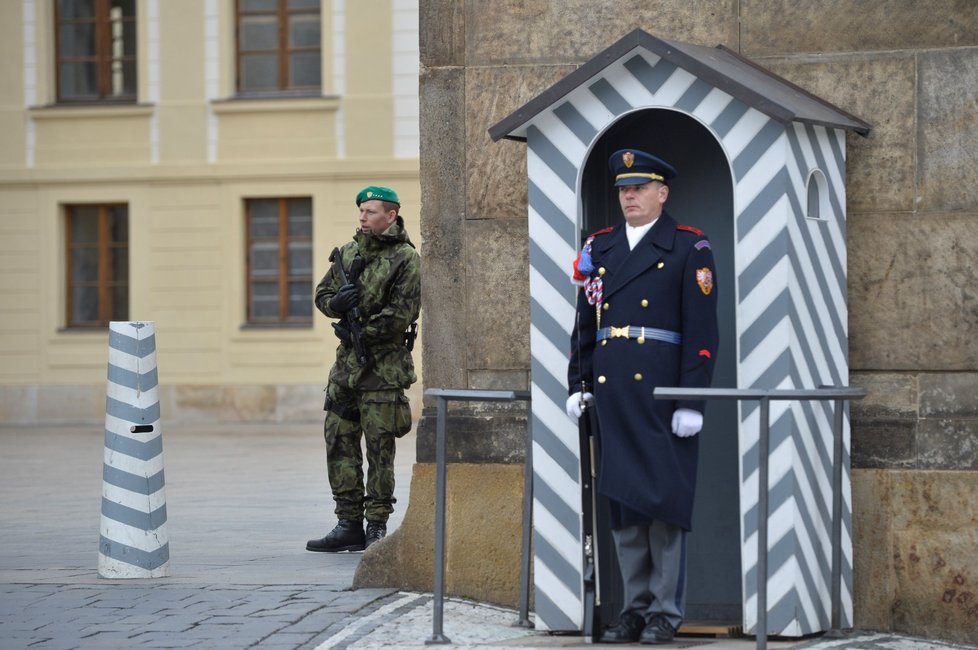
[{"left": 369, "top": 1, "right": 978, "bottom": 643}]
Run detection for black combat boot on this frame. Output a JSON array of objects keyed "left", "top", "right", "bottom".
[
  {"left": 306, "top": 520, "right": 365, "bottom": 552},
  {"left": 364, "top": 522, "right": 387, "bottom": 549}
]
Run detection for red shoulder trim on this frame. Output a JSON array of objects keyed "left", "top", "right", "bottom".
[
  {"left": 677, "top": 224, "right": 704, "bottom": 236},
  {"left": 588, "top": 226, "right": 615, "bottom": 239}
]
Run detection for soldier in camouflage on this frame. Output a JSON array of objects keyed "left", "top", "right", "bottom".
[{"left": 306, "top": 185, "right": 421, "bottom": 553}]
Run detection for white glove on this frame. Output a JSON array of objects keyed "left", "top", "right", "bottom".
[
  {"left": 565, "top": 391, "right": 594, "bottom": 419},
  {"left": 671, "top": 408, "right": 703, "bottom": 438}
]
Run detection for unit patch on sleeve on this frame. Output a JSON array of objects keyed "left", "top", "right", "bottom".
[{"left": 696, "top": 268, "right": 714, "bottom": 295}]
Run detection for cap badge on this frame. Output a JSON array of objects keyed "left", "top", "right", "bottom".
[
  {"left": 696, "top": 268, "right": 714, "bottom": 295},
  {"left": 623, "top": 151, "right": 635, "bottom": 168},
  {"left": 367, "top": 191, "right": 373, "bottom": 198}
]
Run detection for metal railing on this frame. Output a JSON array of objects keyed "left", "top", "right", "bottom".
[
  {"left": 653, "top": 386, "right": 866, "bottom": 650},
  {"left": 422, "top": 385, "right": 863, "bottom": 647},
  {"left": 423, "top": 388, "right": 533, "bottom": 645}
]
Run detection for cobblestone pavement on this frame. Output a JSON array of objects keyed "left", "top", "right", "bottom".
[
  {"left": 2, "top": 424, "right": 975, "bottom": 650},
  {"left": 313, "top": 593, "right": 971, "bottom": 650},
  {"left": 0, "top": 583, "right": 394, "bottom": 648},
  {"left": 2, "top": 581, "right": 972, "bottom": 650}
]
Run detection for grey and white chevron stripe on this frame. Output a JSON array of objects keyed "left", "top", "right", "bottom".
[
  {"left": 98, "top": 321, "right": 170, "bottom": 578},
  {"left": 526, "top": 49, "right": 851, "bottom": 633}
]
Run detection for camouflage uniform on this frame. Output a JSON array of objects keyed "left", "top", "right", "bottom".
[{"left": 315, "top": 215, "right": 420, "bottom": 525}]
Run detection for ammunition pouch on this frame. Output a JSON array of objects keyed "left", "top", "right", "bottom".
[{"left": 361, "top": 390, "right": 413, "bottom": 438}]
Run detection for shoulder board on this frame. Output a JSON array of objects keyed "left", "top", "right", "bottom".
[
  {"left": 587, "top": 226, "right": 615, "bottom": 239},
  {"left": 676, "top": 224, "right": 704, "bottom": 236}
]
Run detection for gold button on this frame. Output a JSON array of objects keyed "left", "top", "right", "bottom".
[
  {"left": 598, "top": 267, "right": 606, "bottom": 276},
  {"left": 603, "top": 303, "right": 610, "bottom": 311},
  {"left": 601, "top": 340, "right": 607, "bottom": 346},
  {"left": 637, "top": 336, "right": 645, "bottom": 344},
  {"left": 657, "top": 261, "right": 665, "bottom": 269},
  {"left": 641, "top": 299, "right": 649, "bottom": 307},
  {"left": 598, "top": 376, "right": 607, "bottom": 384},
  {"left": 634, "top": 373, "right": 643, "bottom": 381}
]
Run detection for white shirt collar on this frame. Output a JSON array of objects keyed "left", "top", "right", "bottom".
[{"left": 626, "top": 218, "right": 657, "bottom": 250}]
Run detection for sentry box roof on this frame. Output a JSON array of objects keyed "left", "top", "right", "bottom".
[{"left": 489, "top": 28, "right": 871, "bottom": 142}]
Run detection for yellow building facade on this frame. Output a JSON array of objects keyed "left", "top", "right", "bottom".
[{"left": 0, "top": 0, "right": 421, "bottom": 424}]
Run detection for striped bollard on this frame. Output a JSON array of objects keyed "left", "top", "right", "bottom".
[{"left": 98, "top": 321, "right": 170, "bottom": 579}]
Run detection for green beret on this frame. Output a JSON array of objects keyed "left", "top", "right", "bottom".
[{"left": 355, "top": 185, "right": 400, "bottom": 207}]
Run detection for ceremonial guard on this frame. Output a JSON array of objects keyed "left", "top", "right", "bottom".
[{"left": 567, "top": 150, "right": 719, "bottom": 643}]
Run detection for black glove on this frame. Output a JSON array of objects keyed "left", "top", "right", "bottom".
[
  {"left": 328, "top": 283, "right": 359, "bottom": 314},
  {"left": 331, "top": 323, "right": 352, "bottom": 346}
]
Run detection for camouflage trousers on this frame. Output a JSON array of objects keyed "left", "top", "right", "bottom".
[{"left": 323, "top": 383, "right": 412, "bottom": 524}]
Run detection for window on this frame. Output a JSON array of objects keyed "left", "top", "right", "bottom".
[
  {"left": 236, "top": 0, "right": 322, "bottom": 95},
  {"left": 806, "top": 169, "right": 828, "bottom": 221},
  {"left": 65, "top": 204, "right": 129, "bottom": 328},
  {"left": 55, "top": 0, "right": 137, "bottom": 102},
  {"left": 246, "top": 198, "right": 314, "bottom": 325}
]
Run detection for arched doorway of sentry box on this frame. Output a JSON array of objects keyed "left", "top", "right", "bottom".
[{"left": 579, "top": 107, "right": 740, "bottom": 629}]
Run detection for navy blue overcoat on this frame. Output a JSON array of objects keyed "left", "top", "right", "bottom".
[{"left": 568, "top": 211, "right": 718, "bottom": 531}]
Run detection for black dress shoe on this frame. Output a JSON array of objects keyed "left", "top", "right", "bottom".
[
  {"left": 306, "top": 520, "right": 365, "bottom": 552},
  {"left": 640, "top": 614, "right": 676, "bottom": 644},
  {"left": 599, "top": 611, "right": 646, "bottom": 643},
  {"left": 364, "top": 522, "right": 387, "bottom": 549}
]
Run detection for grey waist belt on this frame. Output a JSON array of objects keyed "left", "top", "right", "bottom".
[{"left": 595, "top": 326, "right": 682, "bottom": 345}]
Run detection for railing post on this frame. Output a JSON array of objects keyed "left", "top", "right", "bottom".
[
  {"left": 517, "top": 412, "right": 534, "bottom": 627},
  {"left": 426, "top": 394, "right": 451, "bottom": 645},
  {"left": 827, "top": 397, "right": 846, "bottom": 637},
  {"left": 756, "top": 396, "right": 770, "bottom": 650},
  {"left": 423, "top": 389, "right": 532, "bottom": 642}
]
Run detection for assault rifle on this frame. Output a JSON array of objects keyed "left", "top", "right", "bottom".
[{"left": 328, "top": 247, "right": 370, "bottom": 366}]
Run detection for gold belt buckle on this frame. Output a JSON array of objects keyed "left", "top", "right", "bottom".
[{"left": 610, "top": 325, "right": 630, "bottom": 339}]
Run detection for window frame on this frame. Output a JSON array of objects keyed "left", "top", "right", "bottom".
[
  {"left": 65, "top": 203, "right": 129, "bottom": 329},
  {"left": 244, "top": 197, "right": 314, "bottom": 327},
  {"left": 806, "top": 169, "right": 829, "bottom": 222},
  {"left": 234, "top": 0, "right": 322, "bottom": 97},
  {"left": 54, "top": 0, "right": 138, "bottom": 104}
]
